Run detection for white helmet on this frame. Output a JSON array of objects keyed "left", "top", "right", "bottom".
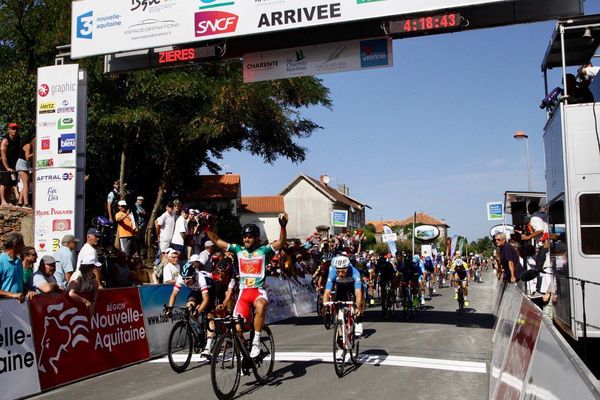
[{"left": 334, "top": 256, "right": 350, "bottom": 270}]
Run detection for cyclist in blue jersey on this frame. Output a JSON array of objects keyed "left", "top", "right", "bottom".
[
  {"left": 413, "top": 255, "right": 426, "bottom": 306},
  {"left": 323, "top": 255, "right": 364, "bottom": 337},
  {"left": 423, "top": 255, "right": 436, "bottom": 294}
]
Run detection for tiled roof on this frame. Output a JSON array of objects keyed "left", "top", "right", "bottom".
[
  {"left": 187, "top": 174, "right": 241, "bottom": 200},
  {"left": 241, "top": 196, "right": 285, "bottom": 214},
  {"left": 368, "top": 213, "right": 449, "bottom": 233}
]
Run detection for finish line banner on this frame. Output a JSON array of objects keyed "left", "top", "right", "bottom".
[{"left": 243, "top": 37, "right": 392, "bottom": 82}]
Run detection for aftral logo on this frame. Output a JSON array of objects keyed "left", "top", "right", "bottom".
[
  {"left": 41, "top": 138, "right": 51, "bottom": 150},
  {"left": 77, "top": 11, "right": 94, "bottom": 39},
  {"left": 36, "top": 172, "right": 73, "bottom": 182},
  {"left": 58, "top": 117, "right": 75, "bottom": 130},
  {"left": 38, "top": 84, "right": 49, "bottom": 97},
  {"left": 195, "top": 11, "right": 238, "bottom": 37},
  {"left": 199, "top": 0, "right": 235, "bottom": 10},
  {"left": 58, "top": 133, "right": 76, "bottom": 154},
  {"left": 39, "top": 101, "right": 56, "bottom": 114},
  {"left": 359, "top": 39, "right": 389, "bottom": 68}
]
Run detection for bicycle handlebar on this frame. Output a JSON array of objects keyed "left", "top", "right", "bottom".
[{"left": 323, "top": 301, "right": 354, "bottom": 306}]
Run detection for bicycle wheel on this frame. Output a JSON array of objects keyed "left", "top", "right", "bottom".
[
  {"left": 323, "top": 306, "right": 333, "bottom": 330},
  {"left": 211, "top": 333, "right": 241, "bottom": 400},
  {"left": 349, "top": 322, "right": 360, "bottom": 365},
  {"left": 250, "top": 326, "right": 275, "bottom": 383},
  {"left": 333, "top": 319, "right": 346, "bottom": 377},
  {"left": 316, "top": 291, "right": 323, "bottom": 316},
  {"left": 457, "top": 290, "right": 464, "bottom": 314},
  {"left": 428, "top": 280, "right": 434, "bottom": 298},
  {"left": 167, "top": 321, "right": 193, "bottom": 373}
]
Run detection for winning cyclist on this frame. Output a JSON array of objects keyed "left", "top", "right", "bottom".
[
  {"left": 322, "top": 254, "right": 364, "bottom": 359},
  {"left": 204, "top": 212, "right": 288, "bottom": 358},
  {"left": 164, "top": 261, "right": 216, "bottom": 356},
  {"left": 452, "top": 258, "right": 470, "bottom": 307}
]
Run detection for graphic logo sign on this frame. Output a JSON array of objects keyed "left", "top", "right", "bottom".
[
  {"left": 58, "top": 134, "right": 76, "bottom": 154},
  {"left": 39, "top": 101, "right": 56, "bottom": 114},
  {"left": 38, "top": 83, "right": 49, "bottom": 97},
  {"left": 41, "top": 138, "right": 51, "bottom": 150},
  {"left": 360, "top": 39, "right": 389, "bottom": 68},
  {"left": 77, "top": 11, "right": 94, "bottom": 39},
  {"left": 57, "top": 117, "right": 74, "bottom": 130},
  {"left": 194, "top": 11, "right": 238, "bottom": 37}
]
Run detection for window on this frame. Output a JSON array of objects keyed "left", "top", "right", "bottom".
[{"left": 579, "top": 193, "right": 600, "bottom": 255}]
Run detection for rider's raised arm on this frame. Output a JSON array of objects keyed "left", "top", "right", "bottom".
[{"left": 271, "top": 213, "right": 288, "bottom": 251}]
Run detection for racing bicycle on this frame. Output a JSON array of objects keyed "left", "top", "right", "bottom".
[
  {"left": 400, "top": 281, "right": 418, "bottom": 321},
  {"left": 326, "top": 300, "right": 360, "bottom": 377},
  {"left": 164, "top": 305, "right": 209, "bottom": 373},
  {"left": 452, "top": 279, "right": 467, "bottom": 314}
]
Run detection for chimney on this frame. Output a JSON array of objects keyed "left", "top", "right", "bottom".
[{"left": 338, "top": 184, "right": 350, "bottom": 196}]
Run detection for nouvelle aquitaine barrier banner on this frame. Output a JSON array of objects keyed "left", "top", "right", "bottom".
[
  {"left": 290, "top": 275, "right": 317, "bottom": 316},
  {"left": 29, "top": 288, "right": 149, "bottom": 390},
  {"left": 139, "top": 284, "right": 191, "bottom": 357},
  {"left": 264, "top": 277, "right": 296, "bottom": 324},
  {"left": 0, "top": 299, "right": 41, "bottom": 399}
]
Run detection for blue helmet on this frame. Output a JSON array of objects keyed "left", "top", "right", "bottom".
[
  {"left": 412, "top": 255, "right": 420, "bottom": 263},
  {"left": 181, "top": 262, "right": 195, "bottom": 278}
]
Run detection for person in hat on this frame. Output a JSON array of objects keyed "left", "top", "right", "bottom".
[
  {"left": 30, "top": 255, "right": 60, "bottom": 294},
  {"left": 53, "top": 234, "right": 80, "bottom": 289},
  {"left": 115, "top": 200, "right": 137, "bottom": 257},
  {"left": 106, "top": 180, "right": 120, "bottom": 223},
  {"left": 76, "top": 228, "right": 104, "bottom": 289},
  {"left": 197, "top": 240, "right": 215, "bottom": 273},
  {"left": 162, "top": 248, "right": 180, "bottom": 284},
  {"left": 68, "top": 257, "right": 100, "bottom": 312},
  {"left": 0, "top": 123, "right": 21, "bottom": 207},
  {"left": 134, "top": 196, "right": 147, "bottom": 245}
]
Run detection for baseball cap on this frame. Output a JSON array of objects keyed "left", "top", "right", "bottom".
[
  {"left": 61, "top": 234, "right": 80, "bottom": 245},
  {"left": 167, "top": 248, "right": 179, "bottom": 256},
  {"left": 87, "top": 228, "right": 101, "bottom": 236},
  {"left": 189, "top": 254, "right": 200, "bottom": 263},
  {"left": 41, "top": 255, "right": 56, "bottom": 264},
  {"left": 182, "top": 207, "right": 190, "bottom": 214},
  {"left": 8, "top": 122, "right": 19, "bottom": 129},
  {"left": 118, "top": 200, "right": 127, "bottom": 206},
  {"left": 204, "top": 240, "right": 214, "bottom": 247},
  {"left": 136, "top": 196, "right": 144, "bottom": 200}
]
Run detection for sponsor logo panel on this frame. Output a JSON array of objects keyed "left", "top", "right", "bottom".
[
  {"left": 359, "top": 38, "right": 389, "bottom": 68},
  {"left": 58, "top": 133, "right": 76, "bottom": 154},
  {"left": 39, "top": 102, "right": 56, "bottom": 114},
  {"left": 195, "top": 11, "right": 238, "bottom": 36},
  {"left": 76, "top": 10, "right": 122, "bottom": 40}
]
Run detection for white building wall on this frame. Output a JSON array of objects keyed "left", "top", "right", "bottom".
[
  {"left": 239, "top": 213, "right": 280, "bottom": 243},
  {"left": 283, "top": 179, "right": 332, "bottom": 239}
]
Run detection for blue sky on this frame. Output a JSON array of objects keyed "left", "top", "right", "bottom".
[{"left": 208, "top": 1, "right": 600, "bottom": 241}]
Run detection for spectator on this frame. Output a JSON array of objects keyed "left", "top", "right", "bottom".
[
  {"left": 21, "top": 246, "right": 37, "bottom": 288},
  {"left": 15, "top": 135, "right": 34, "bottom": 207},
  {"left": 494, "top": 232, "right": 522, "bottom": 284},
  {"left": 173, "top": 199, "right": 182, "bottom": 217},
  {"left": 162, "top": 249, "right": 180, "bottom": 284},
  {"left": 0, "top": 232, "right": 32, "bottom": 302},
  {"left": 520, "top": 201, "right": 549, "bottom": 289},
  {"left": 53, "top": 234, "right": 79, "bottom": 290},
  {"left": 0, "top": 123, "right": 21, "bottom": 207},
  {"left": 111, "top": 251, "right": 134, "bottom": 287},
  {"left": 67, "top": 258, "right": 100, "bottom": 312},
  {"left": 198, "top": 240, "right": 216, "bottom": 272},
  {"left": 155, "top": 201, "right": 176, "bottom": 257},
  {"left": 76, "top": 228, "right": 103, "bottom": 289},
  {"left": 171, "top": 207, "right": 189, "bottom": 259},
  {"left": 115, "top": 200, "right": 137, "bottom": 257},
  {"left": 30, "top": 255, "right": 60, "bottom": 294},
  {"left": 106, "top": 180, "right": 120, "bottom": 223},
  {"left": 131, "top": 255, "right": 156, "bottom": 284},
  {"left": 185, "top": 218, "right": 198, "bottom": 259},
  {"left": 134, "top": 196, "right": 147, "bottom": 249},
  {"left": 565, "top": 73, "right": 594, "bottom": 104}
]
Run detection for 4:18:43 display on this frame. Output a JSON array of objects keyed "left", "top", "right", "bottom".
[{"left": 400, "top": 12, "right": 460, "bottom": 32}]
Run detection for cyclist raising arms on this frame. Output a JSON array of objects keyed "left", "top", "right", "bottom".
[
  {"left": 323, "top": 254, "right": 364, "bottom": 336},
  {"left": 204, "top": 212, "right": 288, "bottom": 358}
]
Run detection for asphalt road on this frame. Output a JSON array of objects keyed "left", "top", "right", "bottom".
[{"left": 32, "top": 271, "right": 495, "bottom": 400}]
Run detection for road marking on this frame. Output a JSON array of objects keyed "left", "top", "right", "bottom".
[{"left": 150, "top": 352, "right": 487, "bottom": 374}]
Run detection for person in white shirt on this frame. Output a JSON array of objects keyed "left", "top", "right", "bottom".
[
  {"left": 162, "top": 249, "right": 181, "bottom": 284},
  {"left": 76, "top": 228, "right": 103, "bottom": 289},
  {"left": 197, "top": 240, "right": 215, "bottom": 273},
  {"left": 171, "top": 207, "right": 189, "bottom": 259},
  {"left": 155, "top": 201, "right": 176, "bottom": 258}
]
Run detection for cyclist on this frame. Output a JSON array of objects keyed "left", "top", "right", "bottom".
[
  {"left": 423, "top": 255, "right": 436, "bottom": 294},
  {"left": 377, "top": 254, "right": 396, "bottom": 319},
  {"left": 452, "top": 258, "right": 470, "bottom": 307},
  {"left": 164, "top": 261, "right": 216, "bottom": 356},
  {"left": 411, "top": 255, "right": 426, "bottom": 306},
  {"left": 204, "top": 212, "right": 288, "bottom": 358},
  {"left": 323, "top": 254, "right": 364, "bottom": 359},
  {"left": 398, "top": 253, "right": 421, "bottom": 308}
]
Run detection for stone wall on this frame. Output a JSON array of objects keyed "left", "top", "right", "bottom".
[{"left": 0, "top": 207, "right": 34, "bottom": 250}]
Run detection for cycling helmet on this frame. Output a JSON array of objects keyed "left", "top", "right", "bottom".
[
  {"left": 181, "top": 262, "right": 195, "bottom": 278},
  {"left": 242, "top": 223, "right": 260, "bottom": 237},
  {"left": 455, "top": 259, "right": 464, "bottom": 267},
  {"left": 333, "top": 256, "right": 350, "bottom": 270},
  {"left": 412, "top": 255, "right": 420, "bottom": 263},
  {"left": 425, "top": 256, "right": 432, "bottom": 261}
]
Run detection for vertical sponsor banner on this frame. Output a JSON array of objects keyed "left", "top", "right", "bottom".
[
  {"left": 264, "top": 277, "right": 296, "bottom": 324},
  {"left": 289, "top": 275, "right": 317, "bottom": 316},
  {"left": 450, "top": 234, "right": 458, "bottom": 256},
  {"left": 29, "top": 289, "right": 149, "bottom": 390},
  {"left": 139, "top": 284, "right": 191, "bottom": 356},
  {"left": 382, "top": 225, "right": 397, "bottom": 255},
  {"left": 36, "top": 65, "right": 79, "bottom": 257},
  {"left": 0, "top": 299, "right": 41, "bottom": 399}
]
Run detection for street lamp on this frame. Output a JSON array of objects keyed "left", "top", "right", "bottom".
[{"left": 514, "top": 130, "right": 531, "bottom": 191}]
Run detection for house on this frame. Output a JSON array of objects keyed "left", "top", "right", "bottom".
[
  {"left": 240, "top": 196, "right": 285, "bottom": 243},
  {"left": 184, "top": 173, "right": 242, "bottom": 215},
  {"left": 279, "top": 173, "right": 370, "bottom": 240},
  {"left": 368, "top": 212, "right": 449, "bottom": 242}
]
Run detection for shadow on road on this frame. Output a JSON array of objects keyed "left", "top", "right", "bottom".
[{"left": 236, "top": 360, "right": 321, "bottom": 397}]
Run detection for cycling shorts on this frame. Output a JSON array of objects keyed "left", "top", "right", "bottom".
[
  {"left": 234, "top": 288, "right": 268, "bottom": 322},
  {"left": 187, "top": 287, "right": 216, "bottom": 312}
]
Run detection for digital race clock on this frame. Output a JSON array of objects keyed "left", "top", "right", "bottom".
[{"left": 395, "top": 12, "right": 460, "bottom": 33}]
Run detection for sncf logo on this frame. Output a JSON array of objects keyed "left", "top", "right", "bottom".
[{"left": 194, "top": 11, "right": 238, "bottom": 37}]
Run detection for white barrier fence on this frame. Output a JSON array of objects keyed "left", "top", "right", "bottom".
[{"left": 490, "top": 281, "right": 600, "bottom": 399}]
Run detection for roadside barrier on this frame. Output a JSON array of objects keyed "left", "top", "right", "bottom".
[
  {"left": 490, "top": 280, "right": 600, "bottom": 399},
  {"left": 0, "top": 274, "right": 317, "bottom": 398}
]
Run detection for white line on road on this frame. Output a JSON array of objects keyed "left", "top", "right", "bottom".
[{"left": 150, "top": 352, "right": 487, "bottom": 374}]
